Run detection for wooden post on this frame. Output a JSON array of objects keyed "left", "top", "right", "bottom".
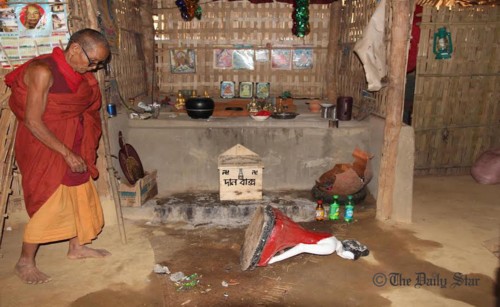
[
  {"left": 376, "top": 0, "right": 411, "bottom": 220},
  {"left": 139, "top": 0, "right": 155, "bottom": 99},
  {"left": 325, "top": 1, "right": 342, "bottom": 101}
]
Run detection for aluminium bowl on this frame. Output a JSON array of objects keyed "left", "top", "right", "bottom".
[{"left": 271, "top": 112, "right": 299, "bottom": 119}]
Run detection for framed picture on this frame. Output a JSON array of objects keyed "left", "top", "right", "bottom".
[
  {"left": 271, "top": 49, "right": 292, "bottom": 70},
  {"left": 255, "top": 49, "right": 269, "bottom": 62},
  {"left": 293, "top": 48, "right": 313, "bottom": 69},
  {"left": 170, "top": 49, "right": 196, "bottom": 74},
  {"left": 239, "top": 82, "right": 253, "bottom": 98},
  {"left": 220, "top": 81, "right": 235, "bottom": 98},
  {"left": 256, "top": 82, "right": 270, "bottom": 99},
  {"left": 214, "top": 49, "right": 233, "bottom": 69},
  {"left": 232, "top": 49, "right": 254, "bottom": 70}
]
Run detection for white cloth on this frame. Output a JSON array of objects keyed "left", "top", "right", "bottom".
[{"left": 353, "top": 0, "right": 387, "bottom": 91}]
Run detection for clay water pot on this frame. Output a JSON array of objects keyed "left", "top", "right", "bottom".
[
  {"left": 185, "top": 97, "right": 215, "bottom": 119},
  {"left": 308, "top": 100, "right": 321, "bottom": 113}
]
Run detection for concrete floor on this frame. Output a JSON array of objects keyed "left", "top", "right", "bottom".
[{"left": 0, "top": 175, "right": 498, "bottom": 306}]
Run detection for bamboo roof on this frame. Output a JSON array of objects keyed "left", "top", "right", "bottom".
[{"left": 416, "top": 0, "right": 499, "bottom": 7}]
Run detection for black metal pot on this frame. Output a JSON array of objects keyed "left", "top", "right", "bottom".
[{"left": 185, "top": 97, "right": 215, "bottom": 119}]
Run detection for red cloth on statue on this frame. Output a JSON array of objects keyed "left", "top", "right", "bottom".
[{"left": 5, "top": 47, "right": 102, "bottom": 217}]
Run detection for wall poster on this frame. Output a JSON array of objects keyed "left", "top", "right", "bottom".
[{"left": 0, "top": 0, "right": 69, "bottom": 69}]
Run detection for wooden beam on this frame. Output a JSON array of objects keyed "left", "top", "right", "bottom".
[{"left": 376, "top": 0, "right": 412, "bottom": 220}]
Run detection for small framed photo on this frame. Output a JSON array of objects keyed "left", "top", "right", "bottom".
[
  {"left": 271, "top": 49, "right": 292, "bottom": 70},
  {"left": 256, "top": 82, "right": 270, "bottom": 99},
  {"left": 255, "top": 49, "right": 269, "bottom": 62},
  {"left": 220, "top": 81, "right": 235, "bottom": 98},
  {"left": 214, "top": 49, "right": 233, "bottom": 69},
  {"left": 293, "top": 48, "right": 313, "bottom": 69},
  {"left": 239, "top": 82, "right": 253, "bottom": 98},
  {"left": 170, "top": 49, "right": 196, "bottom": 74},
  {"left": 232, "top": 49, "right": 255, "bottom": 70}
]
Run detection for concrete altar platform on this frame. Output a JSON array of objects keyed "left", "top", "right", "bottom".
[
  {"left": 108, "top": 101, "right": 414, "bottom": 222},
  {"left": 122, "top": 189, "right": 374, "bottom": 227}
]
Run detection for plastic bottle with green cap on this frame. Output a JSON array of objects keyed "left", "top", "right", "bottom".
[
  {"left": 329, "top": 195, "right": 340, "bottom": 220},
  {"left": 344, "top": 195, "right": 354, "bottom": 223}
]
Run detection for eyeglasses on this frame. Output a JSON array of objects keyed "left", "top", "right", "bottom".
[{"left": 80, "top": 44, "right": 106, "bottom": 69}]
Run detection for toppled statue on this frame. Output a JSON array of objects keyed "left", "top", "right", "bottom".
[
  {"left": 240, "top": 205, "right": 369, "bottom": 271},
  {"left": 312, "top": 148, "right": 373, "bottom": 202}
]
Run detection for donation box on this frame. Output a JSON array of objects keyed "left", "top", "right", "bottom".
[{"left": 218, "top": 144, "right": 264, "bottom": 201}]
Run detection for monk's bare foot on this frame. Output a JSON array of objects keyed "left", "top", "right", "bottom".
[
  {"left": 67, "top": 245, "right": 111, "bottom": 260},
  {"left": 15, "top": 261, "right": 51, "bottom": 284}
]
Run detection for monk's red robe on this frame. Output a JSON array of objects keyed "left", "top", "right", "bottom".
[{"left": 5, "top": 47, "right": 102, "bottom": 217}]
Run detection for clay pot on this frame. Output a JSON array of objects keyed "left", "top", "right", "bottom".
[
  {"left": 185, "top": 97, "right": 215, "bottom": 119},
  {"left": 308, "top": 100, "right": 321, "bottom": 113}
]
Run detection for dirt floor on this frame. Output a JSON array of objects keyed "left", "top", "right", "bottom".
[{"left": 0, "top": 175, "right": 499, "bottom": 307}]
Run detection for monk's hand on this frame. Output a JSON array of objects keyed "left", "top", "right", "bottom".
[{"left": 63, "top": 150, "right": 87, "bottom": 173}]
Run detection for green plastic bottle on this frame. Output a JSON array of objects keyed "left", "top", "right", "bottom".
[
  {"left": 344, "top": 195, "right": 354, "bottom": 223},
  {"left": 329, "top": 195, "right": 340, "bottom": 220}
]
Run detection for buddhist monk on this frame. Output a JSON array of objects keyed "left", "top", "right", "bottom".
[{"left": 5, "top": 28, "right": 111, "bottom": 284}]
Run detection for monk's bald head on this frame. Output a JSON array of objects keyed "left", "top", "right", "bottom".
[{"left": 66, "top": 28, "right": 110, "bottom": 59}]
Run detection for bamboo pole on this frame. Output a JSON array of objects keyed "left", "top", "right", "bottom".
[
  {"left": 87, "top": 0, "right": 127, "bottom": 244},
  {"left": 376, "top": 0, "right": 412, "bottom": 220},
  {"left": 325, "top": 1, "right": 342, "bottom": 101},
  {"left": 0, "top": 113, "right": 17, "bottom": 248}
]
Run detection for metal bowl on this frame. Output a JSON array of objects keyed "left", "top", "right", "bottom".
[{"left": 271, "top": 112, "right": 299, "bottom": 119}]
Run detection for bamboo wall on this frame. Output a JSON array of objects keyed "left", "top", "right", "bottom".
[
  {"left": 334, "top": 0, "right": 389, "bottom": 117},
  {"left": 107, "top": 0, "right": 149, "bottom": 101},
  {"left": 153, "top": 0, "right": 332, "bottom": 98},
  {"left": 413, "top": 6, "right": 500, "bottom": 175}
]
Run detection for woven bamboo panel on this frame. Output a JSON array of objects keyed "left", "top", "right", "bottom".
[
  {"left": 108, "top": 0, "right": 148, "bottom": 101},
  {"left": 69, "top": 0, "right": 148, "bottom": 101},
  {"left": 334, "top": 0, "right": 389, "bottom": 117},
  {"left": 153, "top": 0, "right": 331, "bottom": 98},
  {"left": 413, "top": 5, "right": 500, "bottom": 174},
  {"left": 67, "top": 0, "right": 94, "bottom": 33}
]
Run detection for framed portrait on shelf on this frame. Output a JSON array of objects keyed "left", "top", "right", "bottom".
[
  {"left": 239, "top": 82, "right": 253, "bottom": 98},
  {"left": 170, "top": 49, "right": 196, "bottom": 74},
  {"left": 256, "top": 82, "right": 270, "bottom": 99},
  {"left": 220, "top": 81, "right": 235, "bottom": 98}
]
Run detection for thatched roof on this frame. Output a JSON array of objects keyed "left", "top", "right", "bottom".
[{"left": 416, "top": 0, "right": 499, "bottom": 7}]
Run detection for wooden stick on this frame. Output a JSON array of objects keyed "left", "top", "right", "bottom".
[
  {"left": 376, "top": 0, "right": 412, "bottom": 220},
  {"left": 87, "top": 0, "right": 127, "bottom": 244}
]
